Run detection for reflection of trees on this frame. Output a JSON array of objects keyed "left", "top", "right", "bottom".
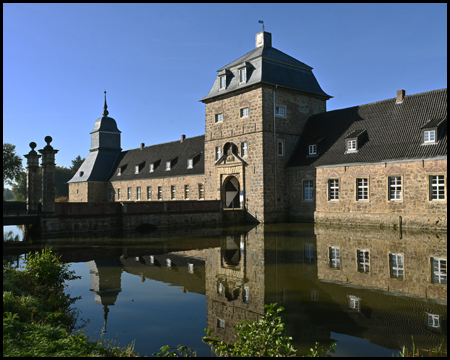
[{"left": 3, "top": 230, "right": 20, "bottom": 242}]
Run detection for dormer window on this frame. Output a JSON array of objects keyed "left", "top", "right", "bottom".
[
  {"left": 166, "top": 161, "right": 171, "bottom": 171},
  {"left": 187, "top": 158, "right": 193, "bottom": 169},
  {"left": 424, "top": 130, "right": 436, "bottom": 143},
  {"left": 117, "top": 168, "right": 121, "bottom": 176},
  {"left": 149, "top": 163, "right": 154, "bottom": 172},
  {"left": 79, "top": 171, "right": 84, "bottom": 177},
  {"left": 309, "top": 144, "right": 317, "bottom": 155},
  {"left": 135, "top": 165, "right": 139, "bottom": 174},
  {"left": 239, "top": 67, "right": 247, "bottom": 83},
  {"left": 347, "top": 140, "right": 357, "bottom": 152},
  {"left": 219, "top": 76, "right": 226, "bottom": 90}
]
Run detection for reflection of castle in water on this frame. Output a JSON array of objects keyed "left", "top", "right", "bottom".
[{"left": 87, "top": 224, "right": 447, "bottom": 351}]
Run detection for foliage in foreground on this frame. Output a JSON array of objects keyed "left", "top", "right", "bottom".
[
  {"left": 395, "top": 335, "right": 447, "bottom": 357},
  {"left": 3, "top": 247, "right": 138, "bottom": 357},
  {"left": 154, "top": 303, "right": 336, "bottom": 357}
]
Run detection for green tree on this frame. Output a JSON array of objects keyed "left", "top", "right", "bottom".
[
  {"left": 55, "top": 166, "right": 74, "bottom": 198},
  {"left": 70, "top": 155, "right": 85, "bottom": 173},
  {"left": 3, "top": 188, "right": 15, "bottom": 200},
  {"left": 3, "top": 143, "right": 24, "bottom": 197},
  {"left": 11, "top": 172, "right": 27, "bottom": 202}
]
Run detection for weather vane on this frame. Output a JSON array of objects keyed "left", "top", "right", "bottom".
[{"left": 258, "top": 20, "right": 265, "bottom": 31}]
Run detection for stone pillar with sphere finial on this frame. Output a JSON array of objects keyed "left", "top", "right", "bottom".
[
  {"left": 24, "top": 142, "right": 42, "bottom": 214},
  {"left": 38, "top": 136, "right": 59, "bottom": 214}
]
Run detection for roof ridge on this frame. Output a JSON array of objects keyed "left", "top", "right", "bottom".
[{"left": 128, "top": 134, "right": 205, "bottom": 150}]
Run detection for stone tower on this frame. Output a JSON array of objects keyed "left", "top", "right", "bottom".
[
  {"left": 201, "top": 31, "right": 331, "bottom": 223},
  {"left": 68, "top": 92, "right": 122, "bottom": 202}
]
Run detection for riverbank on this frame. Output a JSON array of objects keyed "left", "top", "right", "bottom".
[{"left": 3, "top": 247, "right": 138, "bottom": 357}]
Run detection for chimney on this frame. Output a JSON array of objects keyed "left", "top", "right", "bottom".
[
  {"left": 181, "top": 134, "right": 186, "bottom": 143},
  {"left": 140, "top": 143, "right": 145, "bottom": 150},
  {"left": 396, "top": 89, "right": 405, "bottom": 103}
]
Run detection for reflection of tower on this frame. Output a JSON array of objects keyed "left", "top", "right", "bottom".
[{"left": 86, "top": 259, "right": 122, "bottom": 333}]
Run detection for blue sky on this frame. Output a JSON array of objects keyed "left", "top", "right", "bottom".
[{"left": 3, "top": 3, "right": 447, "bottom": 171}]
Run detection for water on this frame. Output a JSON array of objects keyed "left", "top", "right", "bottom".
[{"left": 3, "top": 223, "right": 447, "bottom": 357}]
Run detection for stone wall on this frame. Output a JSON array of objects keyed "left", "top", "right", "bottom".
[{"left": 286, "top": 167, "right": 316, "bottom": 222}]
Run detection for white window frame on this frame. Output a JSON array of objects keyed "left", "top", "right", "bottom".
[
  {"left": 117, "top": 168, "right": 121, "bottom": 176},
  {"left": 303, "top": 180, "right": 313, "bottom": 201},
  {"left": 185, "top": 184, "right": 189, "bottom": 200},
  {"left": 309, "top": 144, "right": 317, "bottom": 155},
  {"left": 149, "top": 163, "right": 154, "bottom": 172},
  {"left": 187, "top": 158, "right": 193, "bottom": 169},
  {"left": 278, "top": 140, "right": 284, "bottom": 156},
  {"left": 357, "top": 249, "right": 370, "bottom": 273},
  {"left": 424, "top": 130, "right": 436, "bottom": 143},
  {"left": 166, "top": 161, "right": 171, "bottom": 171},
  {"left": 117, "top": 188, "right": 121, "bottom": 200},
  {"left": 431, "top": 257, "right": 447, "bottom": 284},
  {"left": 215, "top": 113, "right": 223, "bottom": 123},
  {"left": 241, "top": 142, "right": 248, "bottom": 157},
  {"left": 215, "top": 146, "right": 222, "bottom": 160},
  {"left": 127, "top": 187, "right": 131, "bottom": 200},
  {"left": 389, "top": 253, "right": 404, "bottom": 279},
  {"left": 356, "top": 178, "right": 368, "bottom": 201},
  {"left": 275, "top": 106, "right": 286, "bottom": 117},
  {"left": 243, "top": 286, "right": 249, "bottom": 303},
  {"left": 135, "top": 165, "right": 139, "bottom": 174},
  {"left": 158, "top": 186, "right": 162, "bottom": 200},
  {"left": 328, "top": 179, "right": 339, "bottom": 200},
  {"left": 430, "top": 175, "right": 445, "bottom": 201},
  {"left": 329, "top": 246, "right": 340, "bottom": 269},
  {"left": 219, "top": 76, "right": 226, "bottom": 90},
  {"left": 217, "top": 280, "right": 223, "bottom": 294},
  {"left": 217, "top": 318, "right": 225, "bottom": 329},
  {"left": 137, "top": 186, "right": 141, "bottom": 200},
  {"left": 188, "top": 263, "right": 194, "bottom": 274},
  {"left": 147, "top": 186, "right": 152, "bottom": 200},
  {"left": 199, "top": 183, "right": 204, "bottom": 200},
  {"left": 427, "top": 313, "right": 440, "bottom": 328},
  {"left": 388, "top": 176, "right": 402, "bottom": 201},
  {"left": 347, "top": 139, "right": 357, "bottom": 152},
  {"left": 348, "top": 295, "right": 360, "bottom": 310},
  {"left": 171, "top": 185, "right": 175, "bottom": 200},
  {"left": 166, "top": 258, "right": 172, "bottom": 268},
  {"left": 240, "top": 107, "right": 249, "bottom": 118},
  {"left": 239, "top": 67, "right": 247, "bottom": 83}
]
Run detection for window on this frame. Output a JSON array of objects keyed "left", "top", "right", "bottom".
[
  {"left": 304, "top": 243, "right": 315, "bottom": 264},
  {"left": 215, "top": 146, "right": 222, "bottom": 160},
  {"left": 219, "top": 76, "right": 226, "bottom": 90},
  {"left": 171, "top": 185, "right": 175, "bottom": 200},
  {"left": 199, "top": 183, "right": 204, "bottom": 200},
  {"left": 117, "top": 188, "right": 121, "bottom": 200},
  {"left": 117, "top": 168, "right": 121, "bottom": 176},
  {"left": 328, "top": 179, "right": 339, "bottom": 200},
  {"left": 348, "top": 295, "right": 360, "bottom": 310},
  {"left": 166, "top": 161, "right": 171, "bottom": 171},
  {"left": 188, "top": 263, "right": 194, "bottom": 274},
  {"left": 135, "top": 165, "right": 139, "bottom": 174},
  {"left": 158, "top": 186, "right": 162, "bottom": 200},
  {"left": 127, "top": 187, "right": 131, "bottom": 200},
  {"left": 356, "top": 178, "right": 368, "bottom": 200},
  {"left": 217, "top": 319, "right": 225, "bottom": 329},
  {"left": 329, "top": 246, "right": 340, "bottom": 269},
  {"left": 431, "top": 257, "right": 447, "bottom": 284},
  {"left": 79, "top": 171, "right": 84, "bottom": 177},
  {"left": 184, "top": 185, "right": 189, "bottom": 199},
  {"left": 275, "top": 106, "right": 285, "bottom": 117},
  {"left": 242, "top": 286, "right": 249, "bottom": 303},
  {"left": 309, "top": 144, "right": 317, "bottom": 155},
  {"left": 347, "top": 139, "right": 357, "bottom": 152},
  {"left": 389, "top": 253, "right": 404, "bottom": 279},
  {"left": 388, "top": 176, "right": 402, "bottom": 200},
  {"left": 303, "top": 180, "right": 313, "bottom": 201},
  {"left": 149, "top": 255, "right": 154, "bottom": 264},
  {"left": 430, "top": 175, "right": 445, "bottom": 200},
  {"left": 239, "top": 68, "right": 247, "bottom": 83},
  {"left": 109, "top": 189, "right": 114, "bottom": 201},
  {"left": 137, "top": 186, "right": 141, "bottom": 200},
  {"left": 215, "top": 113, "right": 223, "bottom": 123},
  {"left": 424, "top": 130, "right": 436, "bottom": 143},
  {"left": 187, "top": 158, "right": 193, "bottom": 169},
  {"left": 217, "top": 280, "right": 223, "bottom": 294},
  {"left": 166, "top": 258, "right": 171, "bottom": 268},
  {"left": 240, "top": 107, "right": 249, "bottom": 117},
  {"left": 278, "top": 141, "right": 284, "bottom": 156},
  {"left": 357, "top": 249, "right": 370, "bottom": 273},
  {"left": 241, "top": 142, "right": 248, "bottom": 157},
  {"left": 147, "top": 186, "right": 152, "bottom": 200},
  {"left": 149, "top": 163, "right": 154, "bottom": 172},
  {"left": 427, "top": 314, "right": 440, "bottom": 328}
]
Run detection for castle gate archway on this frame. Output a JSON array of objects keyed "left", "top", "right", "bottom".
[{"left": 223, "top": 176, "right": 240, "bottom": 209}]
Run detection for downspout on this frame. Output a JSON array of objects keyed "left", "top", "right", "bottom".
[{"left": 273, "top": 86, "right": 277, "bottom": 212}]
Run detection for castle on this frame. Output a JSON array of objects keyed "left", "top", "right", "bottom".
[{"left": 68, "top": 30, "right": 447, "bottom": 229}]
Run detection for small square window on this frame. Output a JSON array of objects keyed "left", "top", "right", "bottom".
[
  {"left": 187, "top": 158, "right": 193, "bottom": 169},
  {"left": 348, "top": 295, "right": 360, "bottom": 310},
  {"left": 215, "top": 113, "right": 223, "bottom": 123},
  {"left": 166, "top": 161, "right": 171, "bottom": 171},
  {"left": 428, "top": 314, "right": 440, "bottom": 328},
  {"left": 240, "top": 107, "right": 249, "bottom": 117},
  {"left": 275, "top": 106, "right": 285, "bottom": 117},
  {"left": 347, "top": 140, "right": 357, "bottom": 151},
  {"left": 309, "top": 144, "right": 317, "bottom": 155},
  {"left": 241, "top": 142, "right": 248, "bottom": 157},
  {"left": 149, "top": 163, "right": 154, "bottom": 172},
  {"left": 424, "top": 130, "right": 436, "bottom": 143},
  {"left": 278, "top": 141, "right": 284, "bottom": 156},
  {"left": 219, "top": 76, "right": 226, "bottom": 90},
  {"left": 239, "top": 68, "right": 247, "bottom": 83},
  {"left": 217, "top": 318, "right": 225, "bottom": 329}
]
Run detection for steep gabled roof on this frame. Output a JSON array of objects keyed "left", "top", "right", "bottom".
[
  {"left": 288, "top": 88, "right": 447, "bottom": 168},
  {"left": 108, "top": 135, "right": 205, "bottom": 181}
]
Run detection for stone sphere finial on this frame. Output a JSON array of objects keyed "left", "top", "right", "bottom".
[
  {"left": 45, "top": 136, "right": 52, "bottom": 145},
  {"left": 29, "top": 142, "right": 37, "bottom": 150}
]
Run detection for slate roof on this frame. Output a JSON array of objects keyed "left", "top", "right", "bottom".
[
  {"left": 108, "top": 135, "right": 205, "bottom": 182},
  {"left": 68, "top": 150, "right": 121, "bottom": 183},
  {"left": 200, "top": 33, "right": 330, "bottom": 102},
  {"left": 288, "top": 88, "right": 447, "bottom": 168}
]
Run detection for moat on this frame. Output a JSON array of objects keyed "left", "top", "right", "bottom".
[{"left": 3, "top": 223, "right": 447, "bottom": 357}]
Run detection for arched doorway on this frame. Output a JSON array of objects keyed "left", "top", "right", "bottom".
[{"left": 224, "top": 176, "right": 240, "bottom": 209}]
